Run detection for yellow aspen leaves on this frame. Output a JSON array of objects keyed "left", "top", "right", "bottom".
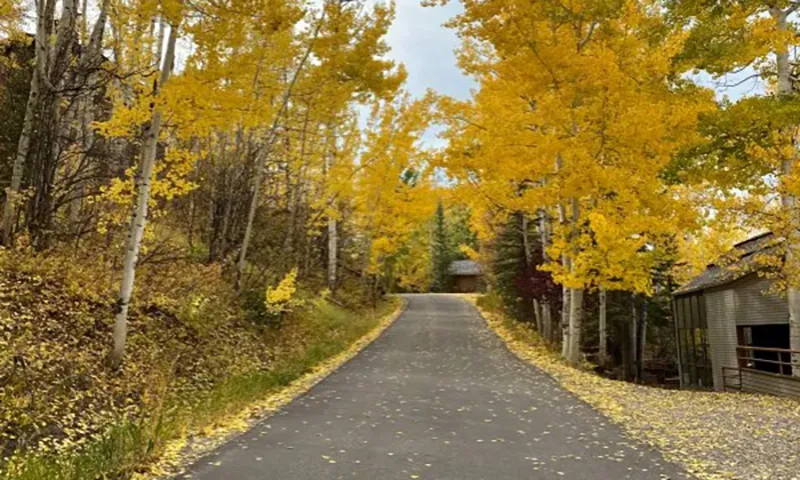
[
  {"left": 265, "top": 268, "right": 302, "bottom": 315},
  {"left": 438, "top": 0, "right": 714, "bottom": 295}
]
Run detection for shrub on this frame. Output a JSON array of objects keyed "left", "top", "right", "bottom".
[{"left": 264, "top": 268, "right": 304, "bottom": 317}]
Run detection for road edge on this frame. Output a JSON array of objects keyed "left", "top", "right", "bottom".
[
  {"left": 459, "top": 294, "right": 704, "bottom": 480},
  {"left": 458, "top": 294, "right": 567, "bottom": 382},
  {"left": 143, "top": 296, "right": 408, "bottom": 480}
]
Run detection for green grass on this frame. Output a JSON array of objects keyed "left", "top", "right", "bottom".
[{"left": 1, "top": 298, "right": 397, "bottom": 480}]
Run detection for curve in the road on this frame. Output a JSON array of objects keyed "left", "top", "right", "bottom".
[{"left": 182, "top": 294, "right": 686, "bottom": 480}]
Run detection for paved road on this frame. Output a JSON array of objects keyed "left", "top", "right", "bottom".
[{"left": 183, "top": 294, "right": 685, "bottom": 479}]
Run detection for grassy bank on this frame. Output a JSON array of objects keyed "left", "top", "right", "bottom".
[
  {"left": 469, "top": 293, "right": 800, "bottom": 480},
  {"left": 0, "top": 247, "right": 402, "bottom": 480}
]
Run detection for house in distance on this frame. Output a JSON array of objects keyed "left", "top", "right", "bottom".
[
  {"left": 448, "top": 259, "right": 484, "bottom": 293},
  {"left": 672, "top": 232, "right": 800, "bottom": 398}
]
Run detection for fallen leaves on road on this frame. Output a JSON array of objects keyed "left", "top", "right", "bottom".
[
  {"left": 137, "top": 298, "right": 407, "bottom": 479},
  {"left": 468, "top": 295, "right": 800, "bottom": 480}
]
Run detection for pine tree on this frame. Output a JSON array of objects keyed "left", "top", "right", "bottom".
[{"left": 431, "top": 201, "right": 451, "bottom": 292}]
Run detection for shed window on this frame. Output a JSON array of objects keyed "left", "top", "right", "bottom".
[
  {"left": 674, "top": 294, "right": 712, "bottom": 387},
  {"left": 737, "top": 325, "right": 792, "bottom": 375},
  {"left": 678, "top": 328, "right": 711, "bottom": 387}
]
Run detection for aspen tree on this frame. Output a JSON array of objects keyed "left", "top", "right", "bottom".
[
  {"left": 674, "top": 0, "right": 800, "bottom": 371},
  {"left": 599, "top": 288, "right": 608, "bottom": 365},
  {"left": 236, "top": 18, "right": 321, "bottom": 289},
  {"left": 108, "top": 24, "right": 178, "bottom": 368},
  {"left": 352, "top": 94, "right": 436, "bottom": 295},
  {"left": 1, "top": 0, "right": 55, "bottom": 245},
  {"left": 437, "top": 0, "right": 711, "bottom": 364}
]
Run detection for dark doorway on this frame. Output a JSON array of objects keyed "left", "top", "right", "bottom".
[{"left": 738, "top": 324, "right": 791, "bottom": 375}]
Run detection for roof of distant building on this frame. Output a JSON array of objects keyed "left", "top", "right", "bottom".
[
  {"left": 449, "top": 259, "right": 482, "bottom": 276},
  {"left": 674, "top": 232, "right": 779, "bottom": 295}
]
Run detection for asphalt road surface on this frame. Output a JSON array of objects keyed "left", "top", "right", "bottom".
[{"left": 183, "top": 294, "right": 685, "bottom": 480}]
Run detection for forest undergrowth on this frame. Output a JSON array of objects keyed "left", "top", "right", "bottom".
[{"left": 0, "top": 245, "right": 398, "bottom": 480}]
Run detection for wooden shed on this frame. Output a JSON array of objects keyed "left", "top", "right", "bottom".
[
  {"left": 448, "top": 260, "right": 484, "bottom": 293},
  {"left": 672, "top": 233, "right": 800, "bottom": 397}
]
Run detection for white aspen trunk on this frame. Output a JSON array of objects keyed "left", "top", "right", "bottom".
[
  {"left": 72, "top": 0, "right": 107, "bottom": 233},
  {"left": 2, "top": 74, "right": 39, "bottom": 245},
  {"left": 773, "top": 9, "right": 800, "bottom": 375},
  {"left": 568, "top": 287, "right": 583, "bottom": 365},
  {"left": 53, "top": 0, "right": 76, "bottom": 70},
  {"left": 542, "top": 303, "right": 552, "bottom": 342},
  {"left": 561, "top": 112, "right": 585, "bottom": 362},
  {"left": 236, "top": 18, "right": 323, "bottom": 288},
  {"left": 554, "top": 156, "right": 572, "bottom": 358},
  {"left": 237, "top": 148, "right": 267, "bottom": 288},
  {"left": 284, "top": 179, "right": 298, "bottom": 253},
  {"left": 283, "top": 113, "right": 308, "bottom": 256},
  {"left": 1, "top": 0, "right": 54, "bottom": 245},
  {"left": 631, "top": 295, "right": 638, "bottom": 381},
  {"left": 774, "top": 10, "right": 792, "bottom": 95},
  {"left": 53, "top": 95, "right": 77, "bottom": 188},
  {"left": 537, "top": 209, "right": 553, "bottom": 341},
  {"left": 155, "top": 16, "right": 165, "bottom": 67},
  {"left": 29, "top": 0, "right": 74, "bottom": 249},
  {"left": 27, "top": 0, "right": 88, "bottom": 247},
  {"left": 326, "top": 128, "right": 338, "bottom": 292},
  {"left": 522, "top": 214, "right": 533, "bottom": 265},
  {"left": 108, "top": 26, "right": 177, "bottom": 369},
  {"left": 521, "top": 214, "right": 540, "bottom": 330},
  {"left": 557, "top": 203, "right": 571, "bottom": 357},
  {"left": 638, "top": 300, "right": 648, "bottom": 380},
  {"left": 566, "top": 198, "right": 583, "bottom": 364},
  {"left": 599, "top": 289, "right": 607, "bottom": 366},
  {"left": 219, "top": 138, "right": 237, "bottom": 257},
  {"left": 328, "top": 216, "right": 337, "bottom": 291},
  {"left": 561, "top": 275, "right": 570, "bottom": 358}
]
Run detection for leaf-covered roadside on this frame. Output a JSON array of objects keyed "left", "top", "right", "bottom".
[
  {"left": 138, "top": 296, "right": 404, "bottom": 480},
  {"left": 0, "top": 257, "right": 268, "bottom": 462},
  {"left": 468, "top": 295, "right": 800, "bottom": 480},
  {"left": 0, "top": 247, "right": 399, "bottom": 480}
]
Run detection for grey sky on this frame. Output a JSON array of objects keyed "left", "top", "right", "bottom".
[
  {"left": 374, "top": 0, "right": 474, "bottom": 147},
  {"left": 382, "top": 0, "right": 473, "bottom": 101}
]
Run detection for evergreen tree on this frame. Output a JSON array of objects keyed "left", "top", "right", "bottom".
[
  {"left": 431, "top": 201, "right": 451, "bottom": 292},
  {"left": 447, "top": 204, "right": 478, "bottom": 258}
]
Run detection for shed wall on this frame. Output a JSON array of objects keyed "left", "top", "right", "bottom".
[
  {"left": 728, "top": 275, "right": 788, "bottom": 326},
  {"left": 740, "top": 369, "right": 800, "bottom": 397},
  {"left": 704, "top": 287, "right": 739, "bottom": 391},
  {"left": 703, "top": 274, "right": 788, "bottom": 390},
  {"left": 454, "top": 275, "right": 480, "bottom": 293}
]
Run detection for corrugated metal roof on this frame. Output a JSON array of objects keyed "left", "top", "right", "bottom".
[
  {"left": 449, "top": 260, "right": 482, "bottom": 276},
  {"left": 674, "top": 232, "right": 780, "bottom": 296}
]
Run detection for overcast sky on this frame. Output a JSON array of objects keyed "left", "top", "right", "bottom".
[
  {"left": 380, "top": 0, "right": 473, "bottom": 101},
  {"left": 373, "top": 0, "right": 474, "bottom": 147}
]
